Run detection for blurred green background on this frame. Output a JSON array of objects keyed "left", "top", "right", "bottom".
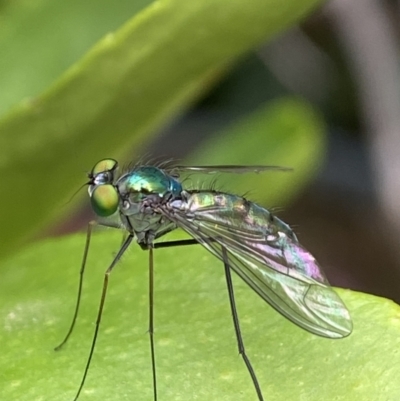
[
  {"left": 0, "top": 0, "right": 325, "bottom": 257},
  {"left": 1, "top": 0, "right": 399, "bottom": 300},
  {"left": 2, "top": 0, "right": 400, "bottom": 400}
]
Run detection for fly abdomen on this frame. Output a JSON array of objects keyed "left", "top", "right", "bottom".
[{"left": 174, "top": 190, "right": 296, "bottom": 240}]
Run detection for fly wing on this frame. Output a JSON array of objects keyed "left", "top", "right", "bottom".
[
  {"left": 165, "top": 193, "right": 352, "bottom": 339},
  {"left": 171, "top": 165, "right": 292, "bottom": 174}
]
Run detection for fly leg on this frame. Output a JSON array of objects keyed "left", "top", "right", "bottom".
[
  {"left": 140, "top": 238, "right": 199, "bottom": 401},
  {"left": 148, "top": 246, "right": 157, "bottom": 401},
  {"left": 55, "top": 218, "right": 133, "bottom": 401},
  {"left": 153, "top": 239, "right": 264, "bottom": 401},
  {"left": 54, "top": 220, "right": 123, "bottom": 351},
  {"left": 153, "top": 239, "right": 198, "bottom": 249},
  {"left": 54, "top": 221, "right": 97, "bottom": 351},
  {"left": 222, "top": 246, "right": 265, "bottom": 401},
  {"left": 71, "top": 233, "right": 134, "bottom": 401}
]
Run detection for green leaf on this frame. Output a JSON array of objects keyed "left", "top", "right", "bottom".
[
  {"left": 1, "top": 231, "right": 400, "bottom": 401},
  {"left": 0, "top": 0, "right": 323, "bottom": 258}
]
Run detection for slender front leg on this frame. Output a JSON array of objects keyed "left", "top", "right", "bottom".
[
  {"left": 222, "top": 246, "right": 264, "bottom": 401},
  {"left": 72, "top": 233, "right": 134, "bottom": 401},
  {"left": 55, "top": 220, "right": 123, "bottom": 351},
  {"left": 55, "top": 221, "right": 97, "bottom": 351}
]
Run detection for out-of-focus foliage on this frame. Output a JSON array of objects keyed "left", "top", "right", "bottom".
[
  {"left": 188, "top": 98, "right": 325, "bottom": 205},
  {"left": 0, "top": 0, "right": 324, "bottom": 259},
  {"left": 0, "top": 0, "right": 152, "bottom": 114}
]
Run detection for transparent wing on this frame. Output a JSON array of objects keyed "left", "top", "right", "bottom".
[
  {"left": 171, "top": 165, "right": 292, "bottom": 174},
  {"left": 164, "top": 198, "right": 352, "bottom": 339}
]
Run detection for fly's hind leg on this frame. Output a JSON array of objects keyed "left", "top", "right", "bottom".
[{"left": 221, "top": 246, "right": 265, "bottom": 401}]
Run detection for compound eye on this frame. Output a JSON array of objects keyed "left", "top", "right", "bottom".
[
  {"left": 90, "top": 185, "right": 119, "bottom": 217},
  {"left": 91, "top": 158, "right": 118, "bottom": 175}
]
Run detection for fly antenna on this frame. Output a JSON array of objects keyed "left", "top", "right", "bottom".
[{"left": 63, "top": 182, "right": 88, "bottom": 206}]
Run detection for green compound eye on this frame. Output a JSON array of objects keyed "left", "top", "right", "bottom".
[
  {"left": 90, "top": 185, "right": 119, "bottom": 217},
  {"left": 92, "top": 158, "right": 118, "bottom": 175}
]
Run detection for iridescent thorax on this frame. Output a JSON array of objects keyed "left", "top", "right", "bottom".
[{"left": 117, "top": 166, "right": 182, "bottom": 204}]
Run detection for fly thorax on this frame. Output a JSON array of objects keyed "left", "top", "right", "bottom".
[{"left": 116, "top": 166, "right": 182, "bottom": 216}]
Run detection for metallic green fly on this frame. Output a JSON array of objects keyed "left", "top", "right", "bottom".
[{"left": 55, "top": 158, "right": 352, "bottom": 401}]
